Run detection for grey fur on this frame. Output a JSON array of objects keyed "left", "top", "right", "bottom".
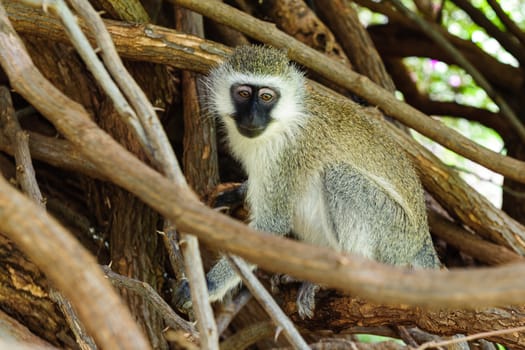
[{"left": 174, "top": 45, "right": 440, "bottom": 315}]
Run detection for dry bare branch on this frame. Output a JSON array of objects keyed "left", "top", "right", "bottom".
[
  {"left": 227, "top": 255, "right": 309, "bottom": 349},
  {"left": 101, "top": 265, "right": 198, "bottom": 340}
]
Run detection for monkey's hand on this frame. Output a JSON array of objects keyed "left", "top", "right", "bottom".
[
  {"left": 210, "top": 182, "right": 247, "bottom": 210},
  {"left": 173, "top": 280, "right": 192, "bottom": 313},
  {"left": 270, "top": 274, "right": 299, "bottom": 294}
]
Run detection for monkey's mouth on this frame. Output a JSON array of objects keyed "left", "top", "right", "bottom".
[{"left": 237, "top": 125, "right": 265, "bottom": 138}]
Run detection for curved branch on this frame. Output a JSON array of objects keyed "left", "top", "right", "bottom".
[
  {"left": 389, "top": 0, "right": 525, "bottom": 143},
  {"left": 172, "top": 0, "right": 525, "bottom": 184},
  {"left": 451, "top": 0, "right": 525, "bottom": 64},
  {"left": 386, "top": 59, "right": 510, "bottom": 137},
  {"left": 486, "top": 0, "right": 525, "bottom": 47},
  {"left": 368, "top": 23, "right": 522, "bottom": 92}
]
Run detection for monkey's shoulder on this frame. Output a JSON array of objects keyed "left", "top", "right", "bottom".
[
  {"left": 300, "top": 91, "right": 425, "bottom": 210},
  {"left": 302, "top": 92, "right": 405, "bottom": 162},
  {"left": 304, "top": 92, "right": 389, "bottom": 141}
]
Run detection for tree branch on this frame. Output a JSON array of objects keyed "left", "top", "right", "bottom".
[
  {"left": 278, "top": 293, "right": 525, "bottom": 349},
  {"left": 388, "top": 0, "right": 525, "bottom": 143},
  {"left": 486, "top": 0, "right": 525, "bottom": 48},
  {"left": 101, "top": 265, "right": 198, "bottom": 341},
  {"left": 227, "top": 256, "right": 309, "bottom": 349},
  {"left": 451, "top": 0, "right": 525, "bottom": 64}
]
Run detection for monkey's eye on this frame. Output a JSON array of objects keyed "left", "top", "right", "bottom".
[
  {"left": 259, "top": 88, "right": 275, "bottom": 102},
  {"left": 235, "top": 86, "right": 252, "bottom": 99}
]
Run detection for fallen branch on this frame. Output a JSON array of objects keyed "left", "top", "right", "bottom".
[{"left": 278, "top": 293, "right": 525, "bottom": 348}]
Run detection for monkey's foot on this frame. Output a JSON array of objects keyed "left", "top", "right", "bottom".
[
  {"left": 270, "top": 275, "right": 320, "bottom": 318},
  {"left": 297, "top": 282, "right": 320, "bottom": 319},
  {"left": 173, "top": 280, "right": 192, "bottom": 313}
]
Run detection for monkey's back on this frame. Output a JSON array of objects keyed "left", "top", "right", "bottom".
[{"left": 283, "top": 91, "right": 438, "bottom": 268}]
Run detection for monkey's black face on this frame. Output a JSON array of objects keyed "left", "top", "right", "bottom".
[{"left": 230, "top": 84, "right": 280, "bottom": 138}]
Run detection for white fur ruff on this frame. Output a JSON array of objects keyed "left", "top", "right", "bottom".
[{"left": 207, "top": 71, "right": 307, "bottom": 175}]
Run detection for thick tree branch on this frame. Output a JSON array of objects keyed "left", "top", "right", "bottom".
[
  {"left": 277, "top": 292, "right": 525, "bottom": 349},
  {"left": 4, "top": 1, "right": 227, "bottom": 73}
]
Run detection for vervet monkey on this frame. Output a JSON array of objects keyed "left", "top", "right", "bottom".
[{"left": 175, "top": 45, "right": 440, "bottom": 318}]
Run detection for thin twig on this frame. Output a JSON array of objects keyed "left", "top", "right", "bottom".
[
  {"left": 226, "top": 255, "right": 309, "bottom": 350},
  {"left": 0, "top": 86, "right": 44, "bottom": 206},
  {"left": 101, "top": 265, "right": 199, "bottom": 341},
  {"left": 416, "top": 326, "right": 525, "bottom": 350},
  {"left": 215, "top": 290, "right": 252, "bottom": 334}
]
